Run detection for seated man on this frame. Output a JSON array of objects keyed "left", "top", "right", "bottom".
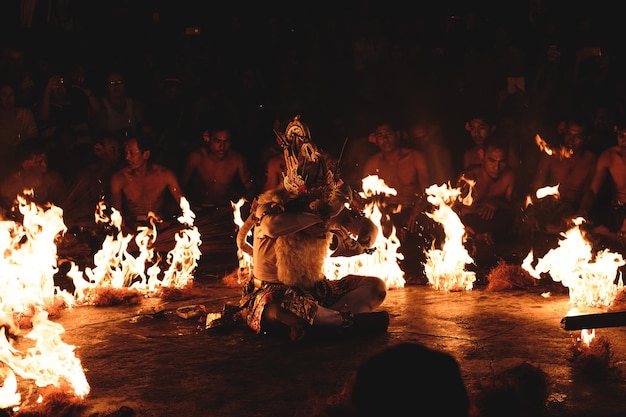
[
  {"left": 529, "top": 116, "right": 596, "bottom": 236},
  {"left": 455, "top": 133, "right": 518, "bottom": 272},
  {"left": 63, "top": 132, "right": 123, "bottom": 231},
  {"left": 0, "top": 137, "right": 67, "bottom": 213},
  {"left": 361, "top": 118, "right": 431, "bottom": 281},
  {"left": 109, "top": 132, "right": 186, "bottom": 252},
  {"left": 579, "top": 120, "right": 626, "bottom": 248},
  {"left": 180, "top": 122, "right": 256, "bottom": 255},
  {"left": 180, "top": 122, "right": 256, "bottom": 209}
]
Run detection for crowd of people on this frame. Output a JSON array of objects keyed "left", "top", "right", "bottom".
[{"left": 1, "top": 3, "right": 626, "bottom": 276}]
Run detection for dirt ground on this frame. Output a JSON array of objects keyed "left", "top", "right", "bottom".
[{"left": 8, "top": 251, "right": 626, "bottom": 417}]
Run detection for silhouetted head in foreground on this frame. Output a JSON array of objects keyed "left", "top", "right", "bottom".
[{"left": 350, "top": 342, "right": 470, "bottom": 417}]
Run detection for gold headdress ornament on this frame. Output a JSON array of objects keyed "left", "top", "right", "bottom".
[{"left": 276, "top": 115, "right": 338, "bottom": 199}]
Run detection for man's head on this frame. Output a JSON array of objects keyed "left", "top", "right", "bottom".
[
  {"left": 479, "top": 134, "right": 509, "bottom": 180},
  {"left": 105, "top": 71, "right": 125, "bottom": 99},
  {"left": 561, "top": 118, "right": 590, "bottom": 154},
  {"left": 203, "top": 123, "right": 232, "bottom": 160},
  {"left": 16, "top": 138, "right": 48, "bottom": 174},
  {"left": 124, "top": 133, "right": 152, "bottom": 170},
  {"left": 372, "top": 123, "right": 400, "bottom": 152},
  {"left": 93, "top": 133, "right": 121, "bottom": 166},
  {"left": 465, "top": 116, "right": 494, "bottom": 147},
  {"left": 615, "top": 120, "right": 626, "bottom": 152},
  {"left": 0, "top": 84, "right": 16, "bottom": 110}
]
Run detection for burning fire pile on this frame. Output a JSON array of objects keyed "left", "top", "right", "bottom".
[
  {"left": 0, "top": 193, "right": 203, "bottom": 411},
  {"left": 0, "top": 195, "right": 90, "bottom": 411},
  {"left": 228, "top": 176, "right": 406, "bottom": 289},
  {"left": 422, "top": 183, "right": 476, "bottom": 291},
  {"left": 71, "top": 198, "right": 201, "bottom": 305},
  {"left": 521, "top": 215, "right": 626, "bottom": 376},
  {"left": 568, "top": 325, "right": 614, "bottom": 380},
  {"left": 522, "top": 217, "right": 624, "bottom": 307},
  {"left": 323, "top": 175, "right": 404, "bottom": 289}
]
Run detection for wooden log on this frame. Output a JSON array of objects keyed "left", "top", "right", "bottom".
[{"left": 561, "top": 311, "right": 626, "bottom": 330}]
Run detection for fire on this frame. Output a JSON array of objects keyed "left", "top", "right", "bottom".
[
  {"left": 76, "top": 198, "right": 201, "bottom": 301},
  {"left": 232, "top": 199, "right": 253, "bottom": 284},
  {"left": 423, "top": 183, "right": 476, "bottom": 291},
  {"left": 0, "top": 194, "right": 89, "bottom": 408},
  {"left": 324, "top": 175, "right": 405, "bottom": 289},
  {"left": 0, "top": 193, "right": 204, "bottom": 409},
  {"left": 161, "top": 197, "right": 202, "bottom": 288},
  {"left": 522, "top": 217, "right": 625, "bottom": 307},
  {"left": 535, "top": 184, "right": 560, "bottom": 200},
  {"left": 524, "top": 184, "right": 560, "bottom": 209},
  {"left": 535, "top": 134, "right": 573, "bottom": 158},
  {"left": 231, "top": 177, "right": 405, "bottom": 289}
]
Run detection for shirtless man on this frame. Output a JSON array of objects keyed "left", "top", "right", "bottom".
[
  {"left": 462, "top": 114, "right": 519, "bottom": 174},
  {"left": 0, "top": 137, "right": 66, "bottom": 212},
  {"left": 180, "top": 124, "right": 255, "bottom": 209},
  {"left": 262, "top": 152, "right": 284, "bottom": 192},
  {"left": 180, "top": 123, "right": 255, "bottom": 258},
  {"left": 579, "top": 121, "right": 626, "bottom": 247},
  {"left": 456, "top": 133, "right": 517, "bottom": 246},
  {"left": 362, "top": 119, "right": 431, "bottom": 281},
  {"left": 109, "top": 133, "right": 184, "bottom": 235},
  {"left": 530, "top": 117, "right": 596, "bottom": 234},
  {"left": 362, "top": 120, "right": 430, "bottom": 223}
]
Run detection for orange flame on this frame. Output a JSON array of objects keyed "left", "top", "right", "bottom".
[
  {"left": 522, "top": 218, "right": 625, "bottom": 307},
  {"left": 423, "top": 183, "right": 476, "bottom": 291},
  {"left": 535, "top": 134, "right": 573, "bottom": 158}
]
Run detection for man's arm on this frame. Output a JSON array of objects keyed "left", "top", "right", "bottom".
[
  {"left": 413, "top": 149, "right": 431, "bottom": 192},
  {"left": 166, "top": 170, "right": 185, "bottom": 207},
  {"left": 109, "top": 172, "right": 124, "bottom": 214},
  {"left": 179, "top": 152, "right": 198, "bottom": 189},
  {"left": 256, "top": 202, "right": 324, "bottom": 238},
  {"left": 579, "top": 154, "right": 609, "bottom": 215},
  {"left": 236, "top": 157, "right": 256, "bottom": 199}
]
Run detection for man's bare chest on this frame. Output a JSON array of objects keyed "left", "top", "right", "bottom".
[{"left": 197, "top": 159, "right": 238, "bottom": 183}]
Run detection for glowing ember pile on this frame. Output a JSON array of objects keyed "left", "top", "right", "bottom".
[
  {"left": 522, "top": 217, "right": 625, "bottom": 307},
  {"left": 422, "top": 183, "right": 475, "bottom": 291},
  {"left": 0, "top": 195, "right": 89, "bottom": 409},
  {"left": 323, "top": 175, "right": 404, "bottom": 289}
]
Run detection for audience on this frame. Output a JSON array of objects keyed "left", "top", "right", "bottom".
[
  {"left": 0, "top": 2, "right": 623, "bottom": 271},
  {"left": 0, "top": 83, "right": 38, "bottom": 177}
]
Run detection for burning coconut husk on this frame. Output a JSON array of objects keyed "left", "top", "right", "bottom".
[
  {"left": 222, "top": 269, "right": 247, "bottom": 288},
  {"left": 568, "top": 333, "right": 614, "bottom": 381},
  {"left": 7, "top": 388, "right": 86, "bottom": 417},
  {"left": 86, "top": 287, "right": 143, "bottom": 307},
  {"left": 470, "top": 362, "right": 550, "bottom": 417},
  {"left": 485, "top": 261, "right": 538, "bottom": 292},
  {"left": 157, "top": 282, "right": 204, "bottom": 302},
  {"left": 608, "top": 288, "right": 626, "bottom": 311},
  {"left": 485, "top": 261, "right": 569, "bottom": 294}
]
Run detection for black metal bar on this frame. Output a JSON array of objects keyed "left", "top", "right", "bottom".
[{"left": 561, "top": 311, "right": 626, "bottom": 330}]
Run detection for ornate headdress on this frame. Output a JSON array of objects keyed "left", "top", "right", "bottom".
[{"left": 276, "top": 115, "right": 338, "bottom": 200}]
